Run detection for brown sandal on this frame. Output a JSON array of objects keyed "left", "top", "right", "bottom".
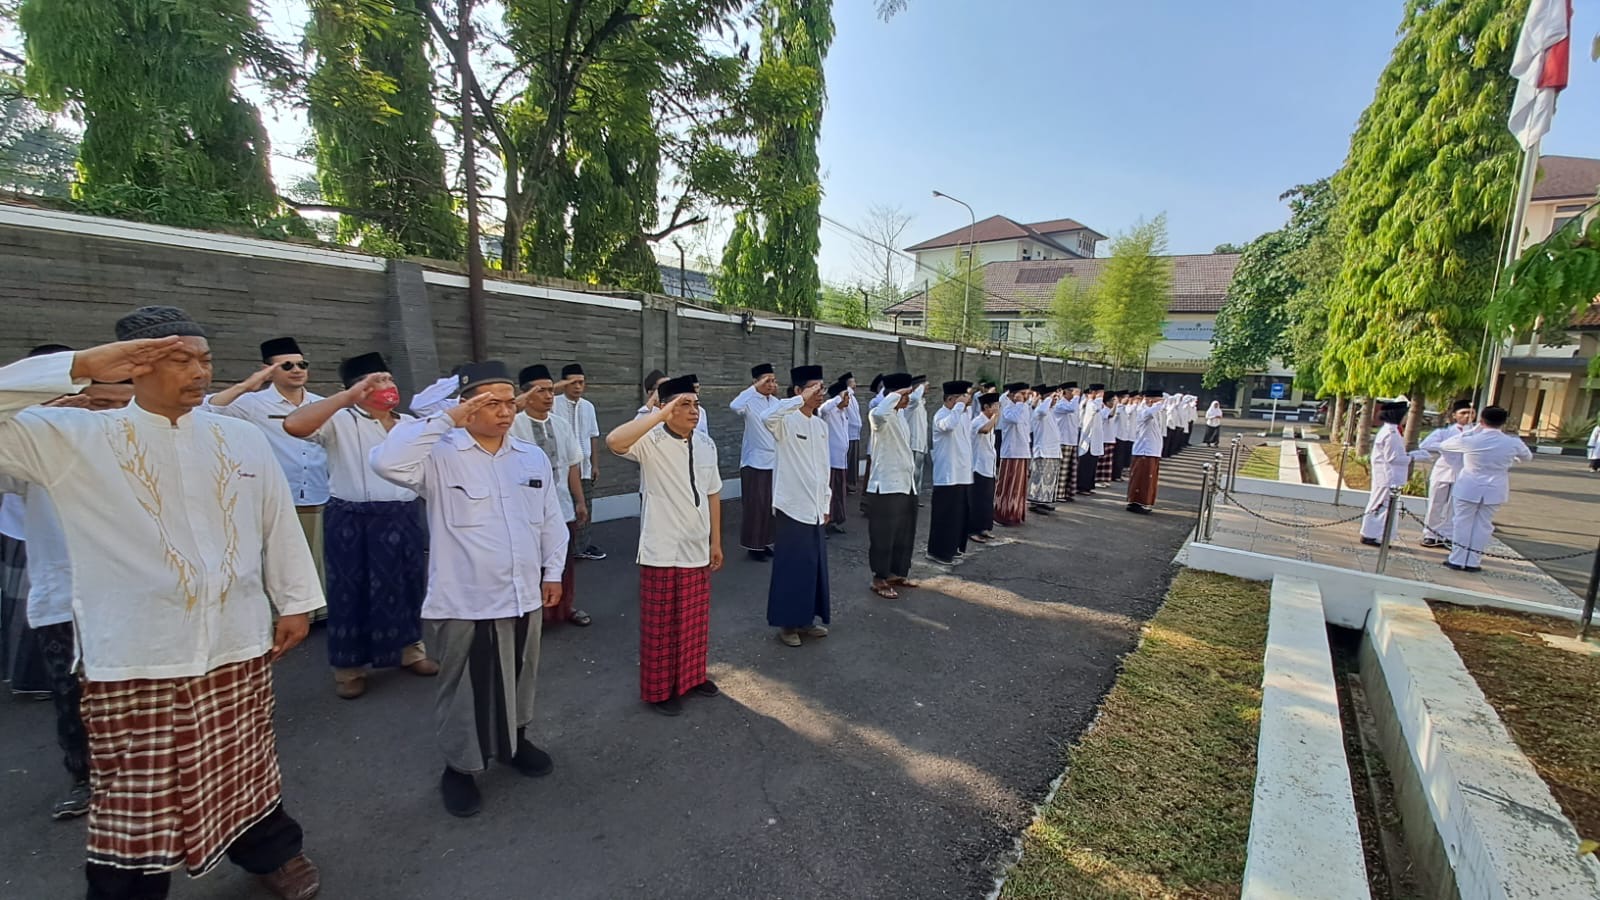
[{"left": 870, "top": 583, "right": 900, "bottom": 599}]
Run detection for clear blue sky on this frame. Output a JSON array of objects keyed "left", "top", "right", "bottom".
[{"left": 814, "top": 0, "right": 1600, "bottom": 284}]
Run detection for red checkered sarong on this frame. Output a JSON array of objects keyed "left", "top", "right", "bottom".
[
  {"left": 81, "top": 655, "right": 283, "bottom": 875},
  {"left": 639, "top": 565, "right": 712, "bottom": 702},
  {"left": 545, "top": 521, "right": 578, "bottom": 625},
  {"left": 994, "top": 458, "right": 1029, "bottom": 526}
]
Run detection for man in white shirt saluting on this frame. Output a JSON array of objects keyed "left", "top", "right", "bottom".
[
  {"left": 867, "top": 373, "right": 920, "bottom": 598},
  {"left": 555, "top": 362, "right": 606, "bottom": 561},
  {"left": 1416, "top": 399, "right": 1475, "bottom": 548},
  {"left": 283, "top": 351, "right": 437, "bottom": 700},
  {"left": 1439, "top": 406, "right": 1531, "bottom": 573},
  {"left": 512, "top": 364, "right": 592, "bottom": 629},
  {"left": 929, "top": 380, "right": 976, "bottom": 564},
  {"left": 818, "top": 377, "right": 853, "bottom": 535},
  {"left": 0, "top": 308, "right": 323, "bottom": 900},
  {"left": 370, "top": 361, "right": 567, "bottom": 819},
  {"left": 606, "top": 375, "right": 725, "bottom": 716},
  {"left": 730, "top": 362, "right": 782, "bottom": 560},
  {"left": 764, "top": 365, "right": 833, "bottom": 647}
]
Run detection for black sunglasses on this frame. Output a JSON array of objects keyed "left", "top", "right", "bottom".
[{"left": 278, "top": 361, "right": 310, "bottom": 371}]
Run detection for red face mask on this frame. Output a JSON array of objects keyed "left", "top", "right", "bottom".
[{"left": 369, "top": 387, "right": 401, "bottom": 411}]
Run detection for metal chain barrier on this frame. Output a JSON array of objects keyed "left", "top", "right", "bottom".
[
  {"left": 1398, "top": 507, "right": 1596, "bottom": 563},
  {"left": 1217, "top": 490, "right": 1369, "bottom": 529}
]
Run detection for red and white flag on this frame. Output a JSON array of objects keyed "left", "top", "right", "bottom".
[{"left": 1508, "top": 0, "right": 1572, "bottom": 150}]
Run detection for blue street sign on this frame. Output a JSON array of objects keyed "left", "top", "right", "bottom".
[{"left": 1269, "top": 383, "right": 1287, "bottom": 400}]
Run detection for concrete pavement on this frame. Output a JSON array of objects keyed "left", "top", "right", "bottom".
[
  {"left": 0, "top": 452, "right": 1211, "bottom": 900},
  {"left": 1492, "top": 451, "right": 1600, "bottom": 598}
]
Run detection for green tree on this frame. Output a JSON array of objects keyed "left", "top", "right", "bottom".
[
  {"left": 1212, "top": 242, "right": 1245, "bottom": 254},
  {"left": 1050, "top": 274, "right": 1097, "bottom": 351},
  {"left": 1321, "top": 0, "right": 1526, "bottom": 437},
  {"left": 1489, "top": 202, "right": 1600, "bottom": 376},
  {"left": 820, "top": 282, "right": 871, "bottom": 328},
  {"left": 744, "top": 0, "right": 834, "bottom": 318},
  {"left": 0, "top": 94, "right": 76, "bottom": 198},
  {"left": 20, "top": 0, "right": 291, "bottom": 227},
  {"left": 716, "top": 211, "right": 770, "bottom": 308},
  {"left": 305, "top": 0, "right": 460, "bottom": 259},
  {"left": 1206, "top": 180, "right": 1338, "bottom": 389},
  {"left": 1091, "top": 215, "right": 1173, "bottom": 372},
  {"left": 926, "top": 251, "right": 987, "bottom": 344}
]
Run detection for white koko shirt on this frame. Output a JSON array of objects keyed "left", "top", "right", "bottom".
[
  {"left": 0, "top": 353, "right": 323, "bottom": 680},
  {"left": 765, "top": 398, "right": 832, "bottom": 524},
  {"left": 621, "top": 422, "right": 723, "bottom": 568},
  {"left": 205, "top": 386, "right": 330, "bottom": 505},
  {"left": 730, "top": 385, "right": 782, "bottom": 469},
  {"left": 868, "top": 396, "right": 917, "bottom": 496},
  {"left": 306, "top": 407, "right": 419, "bottom": 504},
  {"left": 998, "top": 400, "right": 1033, "bottom": 460},
  {"left": 818, "top": 394, "right": 851, "bottom": 469},
  {"left": 513, "top": 411, "right": 583, "bottom": 523},
  {"left": 970, "top": 413, "right": 998, "bottom": 479},
  {"left": 1439, "top": 429, "right": 1532, "bottom": 506},
  {"left": 371, "top": 416, "right": 568, "bottom": 620},
  {"left": 554, "top": 395, "right": 600, "bottom": 478},
  {"left": 931, "top": 401, "right": 975, "bottom": 486},
  {"left": 1132, "top": 403, "right": 1166, "bottom": 457}
]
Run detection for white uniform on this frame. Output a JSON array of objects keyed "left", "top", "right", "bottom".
[
  {"left": 1416, "top": 423, "right": 1472, "bottom": 544},
  {"left": 1359, "top": 423, "right": 1430, "bottom": 541},
  {"left": 1439, "top": 428, "right": 1532, "bottom": 569},
  {"left": 1587, "top": 426, "right": 1600, "bottom": 469}
]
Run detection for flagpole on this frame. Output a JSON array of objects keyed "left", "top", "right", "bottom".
[{"left": 1481, "top": 140, "right": 1541, "bottom": 406}]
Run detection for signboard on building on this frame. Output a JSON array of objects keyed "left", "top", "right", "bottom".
[{"left": 1161, "top": 320, "right": 1216, "bottom": 342}]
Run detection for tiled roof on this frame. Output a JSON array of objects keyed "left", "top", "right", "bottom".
[
  {"left": 1570, "top": 302, "right": 1600, "bottom": 329},
  {"left": 1533, "top": 155, "right": 1600, "bottom": 202},
  {"left": 903, "top": 214, "right": 1104, "bottom": 253},
  {"left": 885, "top": 253, "right": 1242, "bottom": 318}
]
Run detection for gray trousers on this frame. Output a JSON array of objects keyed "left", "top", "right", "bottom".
[{"left": 426, "top": 613, "right": 542, "bottom": 773}]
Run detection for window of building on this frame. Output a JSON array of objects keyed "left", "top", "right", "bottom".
[
  {"left": 990, "top": 321, "right": 1010, "bottom": 343},
  {"left": 1021, "top": 248, "right": 1032, "bottom": 260},
  {"left": 901, "top": 317, "right": 923, "bottom": 331},
  {"left": 1554, "top": 203, "right": 1588, "bottom": 233}
]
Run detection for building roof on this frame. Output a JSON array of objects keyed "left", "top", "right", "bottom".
[
  {"left": 885, "top": 253, "right": 1242, "bottom": 318},
  {"left": 903, "top": 214, "right": 1107, "bottom": 254},
  {"left": 1533, "top": 155, "right": 1600, "bottom": 202},
  {"left": 1570, "top": 302, "right": 1600, "bottom": 329}
]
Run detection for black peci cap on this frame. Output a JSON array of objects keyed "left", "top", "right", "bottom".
[
  {"left": 657, "top": 374, "right": 698, "bottom": 403},
  {"left": 883, "top": 372, "right": 914, "bottom": 392},
  {"left": 259, "top": 337, "right": 302, "bottom": 362},
  {"left": 519, "top": 364, "right": 553, "bottom": 386},
  {"left": 457, "top": 360, "right": 515, "bottom": 393},
  {"left": 338, "top": 352, "right": 389, "bottom": 388},
  {"left": 791, "top": 365, "right": 824, "bottom": 385}
]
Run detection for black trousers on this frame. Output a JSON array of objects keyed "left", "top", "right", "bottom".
[
  {"left": 1110, "top": 440, "right": 1129, "bottom": 481},
  {"left": 866, "top": 492, "right": 918, "bottom": 580},
  {"left": 1076, "top": 453, "right": 1099, "bottom": 492},
  {"left": 85, "top": 805, "right": 303, "bottom": 899},
  {"left": 35, "top": 621, "right": 87, "bottom": 782},
  {"left": 927, "top": 485, "right": 969, "bottom": 561},
  {"left": 968, "top": 474, "right": 996, "bottom": 535}
]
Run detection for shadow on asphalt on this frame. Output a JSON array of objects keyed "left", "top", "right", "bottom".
[{"left": 0, "top": 453, "right": 1212, "bottom": 900}]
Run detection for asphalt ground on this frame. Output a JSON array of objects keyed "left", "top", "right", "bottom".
[
  {"left": 0, "top": 446, "right": 1213, "bottom": 900},
  {"left": 1487, "top": 450, "right": 1600, "bottom": 599}
]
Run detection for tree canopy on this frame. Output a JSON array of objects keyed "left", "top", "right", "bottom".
[
  {"left": 925, "top": 250, "right": 988, "bottom": 344},
  {"left": 1090, "top": 215, "right": 1172, "bottom": 372}
]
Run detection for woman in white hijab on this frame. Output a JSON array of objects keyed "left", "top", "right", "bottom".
[{"left": 1203, "top": 400, "right": 1224, "bottom": 446}]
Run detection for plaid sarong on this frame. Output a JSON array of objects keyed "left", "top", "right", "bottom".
[
  {"left": 995, "top": 458, "right": 1029, "bottom": 526},
  {"left": 1096, "top": 449, "right": 1114, "bottom": 483},
  {"left": 1056, "top": 449, "right": 1076, "bottom": 502},
  {"left": 639, "top": 566, "right": 712, "bottom": 702},
  {"left": 81, "top": 655, "right": 284, "bottom": 875}
]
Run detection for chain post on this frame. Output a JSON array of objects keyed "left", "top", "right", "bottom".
[
  {"left": 1195, "top": 464, "right": 1213, "bottom": 542},
  {"left": 1229, "top": 436, "right": 1242, "bottom": 491},
  {"left": 1333, "top": 442, "right": 1349, "bottom": 507},
  {"left": 1581, "top": 536, "right": 1600, "bottom": 641},
  {"left": 1376, "top": 486, "right": 1401, "bottom": 574}
]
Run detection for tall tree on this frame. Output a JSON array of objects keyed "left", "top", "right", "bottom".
[
  {"left": 20, "top": 0, "right": 290, "bottom": 227},
  {"left": 1091, "top": 215, "right": 1173, "bottom": 373},
  {"left": 850, "top": 203, "right": 913, "bottom": 315},
  {"left": 716, "top": 211, "right": 770, "bottom": 308},
  {"left": 1050, "top": 274, "right": 1097, "bottom": 352},
  {"left": 1488, "top": 200, "right": 1600, "bottom": 375},
  {"left": 926, "top": 251, "right": 987, "bottom": 344},
  {"left": 305, "top": 0, "right": 460, "bottom": 258},
  {"left": 743, "top": 0, "right": 833, "bottom": 317},
  {"left": 1321, "top": 0, "right": 1526, "bottom": 437}
]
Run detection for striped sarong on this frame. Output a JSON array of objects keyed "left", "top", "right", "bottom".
[
  {"left": 995, "top": 458, "right": 1029, "bottom": 526},
  {"left": 1056, "top": 449, "right": 1076, "bottom": 502},
  {"left": 81, "top": 655, "right": 284, "bottom": 875}
]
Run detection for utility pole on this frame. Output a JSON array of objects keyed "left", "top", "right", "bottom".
[
  {"left": 457, "top": 0, "right": 487, "bottom": 361},
  {"left": 859, "top": 287, "right": 871, "bottom": 324},
  {"left": 673, "top": 240, "right": 688, "bottom": 298}
]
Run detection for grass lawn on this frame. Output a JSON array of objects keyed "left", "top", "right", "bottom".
[
  {"left": 1237, "top": 445, "right": 1278, "bottom": 481},
  {"left": 999, "top": 571, "right": 1271, "bottom": 899},
  {"left": 1430, "top": 602, "right": 1600, "bottom": 842}
]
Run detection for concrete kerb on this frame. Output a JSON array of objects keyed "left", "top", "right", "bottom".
[
  {"left": 1232, "top": 475, "right": 1428, "bottom": 516},
  {"left": 1362, "top": 593, "right": 1600, "bottom": 899},
  {"left": 1278, "top": 440, "right": 1304, "bottom": 484},
  {"left": 1241, "top": 575, "right": 1370, "bottom": 900},
  {"left": 1301, "top": 441, "right": 1345, "bottom": 490}
]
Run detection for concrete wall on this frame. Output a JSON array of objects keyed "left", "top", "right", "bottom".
[{"left": 0, "top": 204, "right": 1071, "bottom": 499}]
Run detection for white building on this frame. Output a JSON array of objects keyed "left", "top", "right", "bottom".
[{"left": 903, "top": 215, "right": 1105, "bottom": 291}]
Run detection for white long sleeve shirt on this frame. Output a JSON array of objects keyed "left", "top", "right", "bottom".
[
  {"left": 846, "top": 390, "right": 863, "bottom": 440},
  {"left": 1589, "top": 426, "right": 1600, "bottom": 459},
  {"left": 970, "top": 414, "right": 998, "bottom": 478},
  {"left": 1370, "top": 423, "right": 1430, "bottom": 488},
  {"left": 906, "top": 386, "right": 930, "bottom": 454},
  {"left": 307, "top": 407, "right": 420, "bottom": 504},
  {"left": 765, "top": 398, "right": 832, "bottom": 524},
  {"left": 730, "top": 385, "right": 781, "bottom": 470},
  {"left": 1031, "top": 399, "right": 1062, "bottom": 459},
  {"left": 932, "top": 402, "right": 975, "bottom": 486},
  {"left": 553, "top": 395, "right": 601, "bottom": 479},
  {"left": 819, "top": 394, "right": 851, "bottom": 470},
  {"left": 0, "top": 478, "right": 72, "bottom": 628},
  {"left": 1132, "top": 403, "right": 1166, "bottom": 457},
  {"left": 1439, "top": 429, "right": 1532, "bottom": 505},
  {"left": 1080, "top": 399, "right": 1108, "bottom": 455},
  {"left": 998, "top": 400, "right": 1033, "bottom": 460},
  {"left": 371, "top": 416, "right": 568, "bottom": 620},
  {"left": 620, "top": 423, "right": 722, "bottom": 568},
  {"left": 205, "top": 386, "right": 330, "bottom": 505},
  {"left": 0, "top": 353, "right": 322, "bottom": 680},
  {"left": 1054, "top": 397, "right": 1080, "bottom": 449},
  {"left": 868, "top": 396, "right": 917, "bottom": 495},
  {"left": 1418, "top": 424, "right": 1472, "bottom": 486}
]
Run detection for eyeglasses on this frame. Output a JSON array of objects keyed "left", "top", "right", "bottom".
[{"left": 279, "top": 361, "right": 310, "bottom": 371}]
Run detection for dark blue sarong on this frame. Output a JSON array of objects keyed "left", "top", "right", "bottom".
[
  {"left": 324, "top": 497, "right": 427, "bottom": 669},
  {"left": 766, "top": 512, "right": 830, "bottom": 628}
]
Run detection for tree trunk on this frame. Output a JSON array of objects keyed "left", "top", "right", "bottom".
[
  {"left": 1404, "top": 387, "right": 1426, "bottom": 450},
  {"left": 1354, "top": 397, "right": 1372, "bottom": 456},
  {"left": 1330, "top": 394, "right": 1347, "bottom": 444},
  {"left": 500, "top": 170, "right": 522, "bottom": 274}
]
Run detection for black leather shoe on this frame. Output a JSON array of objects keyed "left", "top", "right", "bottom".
[
  {"left": 440, "top": 767, "right": 481, "bottom": 818},
  {"left": 652, "top": 695, "right": 684, "bottom": 716},
  {"left": 1360, "top": 538, "right": 1381, "bottom": 547},
  {"left": 691, "top": 680, "right": 719, "bottom": 697},
  {"left": 511, "top": 740, "right": 554, "bottom": 777}
]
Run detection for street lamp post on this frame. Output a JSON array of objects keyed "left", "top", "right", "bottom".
[{"left": 932, "top": 190, "right": 976, "bottom": 369}]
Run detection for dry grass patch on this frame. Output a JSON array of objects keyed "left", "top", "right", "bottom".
[
  {"left": 1430, "top": 602, "right": 1600, "bottom": 842},
  {"left": 1000, "top": 571, "right": 1271, "bottom": 900}
]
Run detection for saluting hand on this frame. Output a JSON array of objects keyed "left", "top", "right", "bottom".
[
  {"left": 69, "top": 337, "right": 185, "bottom": 384},
  {"left": 446, "top": 390, "right": 495, "bottom": 426},
  {"left": 342, "top": 372, "right": 386, "bottom": 406},
  {"left": 240, "top": 363, "right": 276, "bottom": 392}
]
